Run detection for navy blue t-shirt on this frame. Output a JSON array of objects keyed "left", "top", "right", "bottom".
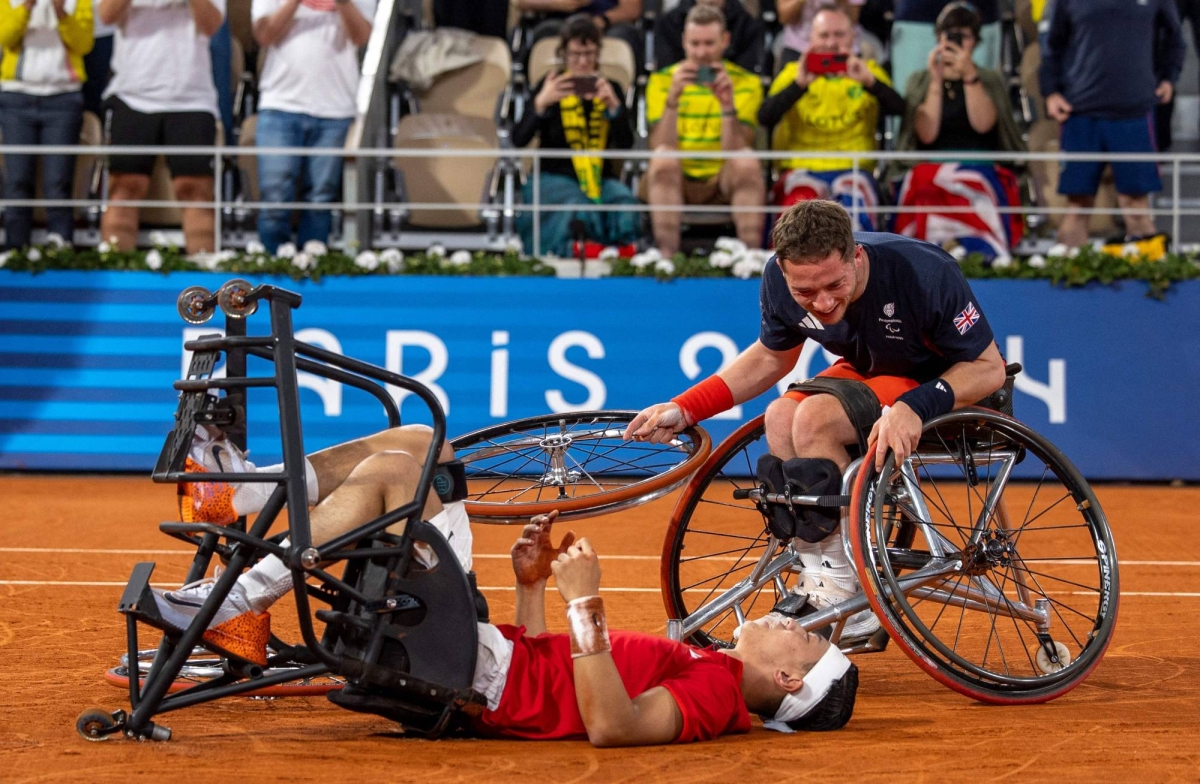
[{"left": 759, "top": 232, "right": 995, "bottom": 382}]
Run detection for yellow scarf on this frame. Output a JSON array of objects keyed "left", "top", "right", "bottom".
[{"left": 558, "top": 93, "right": 608, "bottom": 202}]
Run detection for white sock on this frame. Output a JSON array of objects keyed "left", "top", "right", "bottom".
[
  {"left": 237, "top": 538, "right": 294, "bottom": 613},
  {"left": 817, "top": 528, "right": 859, "bottom": 592},
  {"left": 792, "top": 538, "right": 823, "bottom": 575},
  {"left": 240, "top": 459, "right": 319, "bottom": 515}
]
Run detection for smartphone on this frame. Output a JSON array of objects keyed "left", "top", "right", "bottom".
[
  {"left": 695, "top": 65, "right": 716, "bottom": 85},
  {"left": 568, "top": 75, "right": 598, "bottom": 95},
  {"left": 945, "top": 30, "right": 965, "bottom": 47},
  {"left": 804, "top": 51, "right": 849, "bottom": 76}
]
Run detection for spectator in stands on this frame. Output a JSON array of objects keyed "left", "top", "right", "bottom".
[
  {"left": 0, "top": 0, "right": 94, "bottom": 250},
  {"left": 98, "top": 0, "right": 225, "bottom": 254},
  {"left": 1038, "top": 0, "right": 1184, "bottom": 249},
  {"left": 777, "top": 0, "right": 883, "bottom": 64},
  {"left": 759, "top": 6, "right": 902, "bottom": 231},
  {"left": 655, "top": 0, "right": 762, "bottom": 73},
  {"left": 82, "top": 14, "right": 113, "bottom": 117},
  {"left": 891, "top": 0, "right": 1000, "bottom": 98},
  {"left": 252, "top": 0, "right": 374, "bottom": 255},
  {"left": 644, "top": 3, "right": 764, "bottom": 255},
  {"left": 513, "top": 14, "right": 641, "bottom": 256},
  {"left": 515, "top": 0, "right": 644, "bottom": 72},
  {"left": 892, "top": 1, "right": 1026, "bottom": 259}
]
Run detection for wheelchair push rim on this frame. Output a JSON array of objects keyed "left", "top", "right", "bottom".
[
  {"left": 451, "top": 411, "right": 711, "bottom": 523},
  {"left": 103, "top": 647, "right": 346, "bottom": 698},
  {"left": 851, "top": 408, "right": 1120, "bottom": 704}
]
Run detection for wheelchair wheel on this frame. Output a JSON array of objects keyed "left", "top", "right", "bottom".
[
  {"left": 103, "top": 648, "right": 346, "bottom": 698},
  {"left": 660, "top": 417, "right": 788, "bottom": 648},
  {"left": 451, "top": 411, "right": 711, "bottom": 523},
  {"left": 850, "top": 408, "right": 1119, "bottom": 704}
]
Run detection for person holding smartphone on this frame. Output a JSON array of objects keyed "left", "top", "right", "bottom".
[
  {"left": 758, "top": 6, "right": 902, "bottom": 232},
  {"left": 643, "top": 3, "right": 764, "bottom": 256},
  {"left": 891, "top": 2, "right": 1027, "bottom": 261},
  {"left": 513, "top": 14, "right": 641, "bottom": 257}
]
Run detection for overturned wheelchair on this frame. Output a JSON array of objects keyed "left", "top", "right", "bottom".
[
  {"left": 662, "top": 371, "right": 1120, "bottom": 704},
  {"left": 80, "top": 280, "right": 711, "bottom": 742}
]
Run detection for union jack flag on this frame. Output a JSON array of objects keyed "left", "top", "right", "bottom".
[{"left": 954, "top": 302, "right": 980, "bottom": 335}]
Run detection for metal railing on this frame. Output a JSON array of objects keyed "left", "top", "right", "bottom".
[{"left": 2, "top": 143, "right": 1199, "bottom": 257}]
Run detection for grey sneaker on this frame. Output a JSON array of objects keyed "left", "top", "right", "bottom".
[
  {"left": 793, "top": 572, "right": 881, "bottom": 640},
  {"left": 151, "top": 578, "right": 269, "bottom": 665}
]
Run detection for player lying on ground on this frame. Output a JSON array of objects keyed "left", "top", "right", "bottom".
[
  {"left": 625, "top": 198, "right": 1007, "bottom": 641},
  {"left": 152, "top": 427, "right": 859, "bottom": 744}
]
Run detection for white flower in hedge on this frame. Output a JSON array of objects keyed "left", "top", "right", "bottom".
[
  {"left": 505, "top": 236, "right": 523, "bottom": 253},
  {"left": 245, "top": 240, "right": 266, "bottom": 255},
  {"left": 27, "top": 247, "right": 42, "bottom": 262},
  {"left": 0, "top": 250, "right": 10, "bottom": 268},
  {"left": 45, "top": 232, "right": 66, "bottom": 249},
  {"left": 1046, "top": 242, "right": 1069, "bottom": 258},
  {"left": 1122, "top": 243, "right": 1140, "bottom": 258},
  {"left": 145, "top": 248, "right": 164, "bottom": 270},
  {"left": 380, "top": 247, "right": 404, "bottom": 272},
  {"left": 709, "top": 250, "right": 734, "bottom": 269},
  {"left": 292, "top": 251, "right": 315, "bottom": 271},
  {"left": 149, "top": 230, "right": 169, "bottom": 248},
  {"left": 1027, "top": 253, "right": 1047, "bottom": 269},
  {"left": 449, "top": 249, "right": 473, "bottom": 266},
  {"left": 1067, "top": 246, "right": 1081, "bottom": 259},
  {"left": 598, "top": 245, "right": 619, "bottom": 261},
  {"left": 217, "top": 249, "right": 237, "bottom": 262},
  {"left": 427, "top": 243, "right": 446, "bottom": 258},
  {"left": 992, "top": 254, "right": 1013, "bottom": 269},
  {"left": 96, "top": 241, "right": 111, "bottom": 254},
  {"left": 732, "top": 257, "right": 760, "bottom": 279},
  {"left": 714, "top": 237, "right": 747, "bottom": 255},
  {"left": 303, "top": 239, "right": 328, "bottom": 257},
  {"left": 276, "top": 242, "right": 297, "bottom": 259},
  {"left": 630, "top": 247, "right": 662, "bottom": 268},
  {"left": 949, "top": 245, "right": 967, "bottom": 261},
  {"left": 655, "top": 258, "right": 675, "bottom": 275},
  {"left": 354, "top": 250, "right": 380, "bottom": 271}
]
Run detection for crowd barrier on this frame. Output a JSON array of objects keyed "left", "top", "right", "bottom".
[{"left": 0, "top": 271, "right": 1195, "bottom": 480}]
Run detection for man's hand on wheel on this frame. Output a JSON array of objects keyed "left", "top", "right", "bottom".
[
  {"left": 511, "top": 510, "right": 575, "bottom": 586},
  {"left": 868, "top": 403, "right": 924, "bottom": 472},
  {"left": 624, "top": 402, "right": 688, "bottom": 444}
]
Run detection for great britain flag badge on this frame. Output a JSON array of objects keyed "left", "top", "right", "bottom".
[{"left": 953, "top": 302, "right": 980, "bottom": 335}]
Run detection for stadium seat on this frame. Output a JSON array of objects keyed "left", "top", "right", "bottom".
[
  {"left": 410, "top": 35, "right": 511, "bottom": 122},
  {"left": 393, "top": 113, "right": 499, "bottom": 228}
]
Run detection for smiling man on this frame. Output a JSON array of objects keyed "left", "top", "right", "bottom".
[{"left": 625, "top": 199, "right": 1006, "bottom": 639}]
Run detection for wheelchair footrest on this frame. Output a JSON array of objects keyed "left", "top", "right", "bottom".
[{"left": 118, "top": 562, "right": 163, "bottom": 625}]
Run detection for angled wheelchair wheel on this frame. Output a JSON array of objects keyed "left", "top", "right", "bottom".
[
  {"left": 660, "top": 417, "right": 790, "bottom": 648},
  {"left": 451, "top": 411, "right": 711, "bottom": 523},
  {"left": 850, "top": 408, "right": 1119, "bottom": 704},
  {"left": 104, "top": 648, "right": 346, "bottom": 698}
]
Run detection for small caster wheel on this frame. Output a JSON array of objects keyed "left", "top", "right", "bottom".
[
  {"left": 76, "top": 708, "right": 121, "bottom": 742},
  {"left": 177, "top": 286, "right": 215, "bottom": 324},
  {"left": 217, "top": 278, "right": 257, "bottom": 319},
  {"left": 1036, "top": 640, "right": 1072, "bottom": 673}
]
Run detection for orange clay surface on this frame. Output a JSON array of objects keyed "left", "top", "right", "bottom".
[{"left": 2, "top": 475, "right": 1200, "bottom": 782}]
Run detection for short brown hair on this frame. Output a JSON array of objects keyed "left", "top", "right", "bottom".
[
  {"left": 560, "top": 13, "right": 602, "bottom": 53},
  {"left": 771, "top": 200, "right": 855, "bottom": 265},
  {"left": 685, "top": 3, "right": 726, "bottom": 33}
]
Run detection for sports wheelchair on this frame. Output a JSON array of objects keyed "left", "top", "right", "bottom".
[
  {"left": 661, "top": 373, "right": 1120, "bottom": 704},
  {"left": 80, "top": 280, "right": 711, "bottom": 742}
]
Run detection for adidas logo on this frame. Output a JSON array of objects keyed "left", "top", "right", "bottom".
[{"left": 799, "top": 315, "right": 825, "bottom": 331}]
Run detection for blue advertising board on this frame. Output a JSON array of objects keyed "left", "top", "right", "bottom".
[{"left": 1, "top": 271, "right": 1196, "bottom": 480}]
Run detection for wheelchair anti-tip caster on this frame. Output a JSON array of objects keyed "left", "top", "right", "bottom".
[
  {"left": 1036, "top": 641, "right": 1072, "bottom": 674},
  {"left": 217, "top": 278, "right": 258, "bottom": 319},
  {"left": 75, "top": 708, "right": 126, "bottom": 742},
  {"left": 177, "top": 286, "right": 216, "bottom": 324}
]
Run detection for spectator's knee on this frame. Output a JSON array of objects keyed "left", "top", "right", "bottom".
[
  {"left": 108, "top": 173, "right": 150, "bottom": 201},
  {"left": 173, "top": 175, "right": 214, "bottom": 203},
  {"left": 726, "top": 158, "right": 764, "bottom": 190}
]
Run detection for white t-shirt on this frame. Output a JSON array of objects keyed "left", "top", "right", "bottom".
[
  {"left": 252, "top": 0, "right": 375, "bottom": 119},
  {"left": 104, "top": 0, "right": 225, "bottom": 116}
]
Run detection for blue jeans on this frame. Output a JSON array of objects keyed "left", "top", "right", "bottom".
[
  {"left": 0, "top": 90, "right": 83, "bottom": 249},
  {"left": 255, "top": 109, "right": 353, "bottom": 253}
]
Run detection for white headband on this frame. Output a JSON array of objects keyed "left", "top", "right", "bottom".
[{"left": 762, "top": 643, "right": 852, "bottom": 733}]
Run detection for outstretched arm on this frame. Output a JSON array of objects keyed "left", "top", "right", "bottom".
[
  {"left": 511, "top": 511, "right": 574, "bottom": 635},
  {"left": 553, "top": 539, "right": 684, "bottom": 747}
]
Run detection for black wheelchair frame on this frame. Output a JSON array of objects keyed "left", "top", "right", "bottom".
[{"left": 78, "top": 281, "right": 483, "bottom": 742}]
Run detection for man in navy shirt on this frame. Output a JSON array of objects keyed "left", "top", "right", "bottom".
[
  {"left": 625, "top": 199, "right": 1006, "bottom": 638},
  {"left": 1038, "top": 0, "right": 1184, "bottom": 249}
]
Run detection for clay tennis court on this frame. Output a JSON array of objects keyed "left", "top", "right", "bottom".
[{"left": 3, "top": 474, "right": 1199, "bottom": 781}]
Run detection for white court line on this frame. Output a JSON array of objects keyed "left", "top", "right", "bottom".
[
  {"left": 2, "top": 548, "right": 1199, "bottom": 568},
  {"left": 0, "top": 580, "right": 1198, "bottom": 597}
]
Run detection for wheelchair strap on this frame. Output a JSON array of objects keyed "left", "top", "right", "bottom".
[
  {"left": 433, "top": 460, "right": 468, "bottom": 504},
  {"left": 786, "top": 377, "right": 882, "bottom": 454}
]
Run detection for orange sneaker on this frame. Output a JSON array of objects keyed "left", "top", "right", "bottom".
[
  {"left": 152, "top": 578, "right": 271, "bottom": 666},
  {"left": 177, "top": 427, "right": 256, "bottom": 525}
]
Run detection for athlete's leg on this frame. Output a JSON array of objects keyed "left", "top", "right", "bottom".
[{"left": 305, "top": 424, "right": 456, "bottom": 505}]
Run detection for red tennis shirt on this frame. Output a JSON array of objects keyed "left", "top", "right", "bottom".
[{"left": 471, "top": 624, "right": 751, "bottom": 742}]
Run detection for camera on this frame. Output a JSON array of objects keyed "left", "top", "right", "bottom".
[{"left": 695, "top": 65, "right": 716, "bottom": 85}]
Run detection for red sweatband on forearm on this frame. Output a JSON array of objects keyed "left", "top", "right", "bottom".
[{"left": 672, "top": 375, "right": 735, "bottom": 425}]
